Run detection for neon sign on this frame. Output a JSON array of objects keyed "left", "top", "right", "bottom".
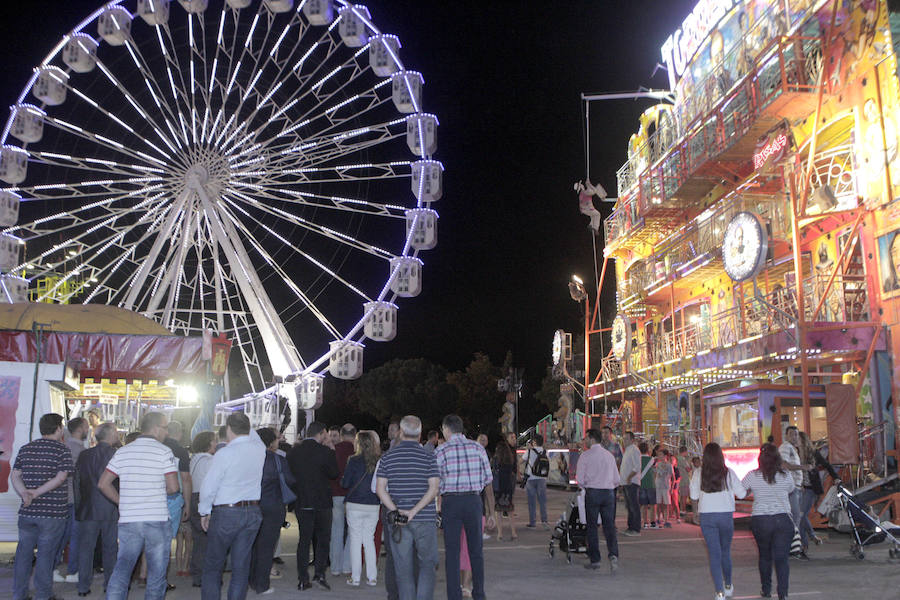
[
  {"left": 660, "top": 0, "right": 738, "bottom": 88},
  {"left": 753, "top": 133, "right": 788, "bottom": 169}
]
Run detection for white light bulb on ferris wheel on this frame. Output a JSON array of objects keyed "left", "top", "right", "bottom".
[{"left": 0, "top": 0, "right": 443, "bottom": 422}]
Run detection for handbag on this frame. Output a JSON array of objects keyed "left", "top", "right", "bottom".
[{"left": 274, "top": 455, "right": 297, "bottom": 505}]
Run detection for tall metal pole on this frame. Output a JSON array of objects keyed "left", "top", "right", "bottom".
[
  {"left": 788, "top": 168, "right": 812, "bottom": 433},
  {"left": 584, "top": 297, "right": 591, "bottom": 415}
]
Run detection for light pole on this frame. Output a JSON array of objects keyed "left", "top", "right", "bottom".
[{"left": 568, "top": 275, "right": 591, "bottom": 415}]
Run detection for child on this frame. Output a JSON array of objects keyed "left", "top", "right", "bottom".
[
  {"left": 638, "top": 441, "right": 657, "bottom": 528},
  {"left": 677, "top": 446, "right": 691, "bottom": 518},
  {"left": 669, "top": 451, "right": 681, "bottom": 523},
  {"left": 654, "top": 448, "right": 674, "bottom": 528}
]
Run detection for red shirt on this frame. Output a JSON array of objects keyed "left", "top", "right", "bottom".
[{"left": 330, "top": 441, "right": 355, "bottom": 496}]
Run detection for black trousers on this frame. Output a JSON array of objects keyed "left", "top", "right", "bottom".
[
  {"left": 296, "top": 507, "right": 332, "bottom": 583},
  {"left": 189, "top": 493, "right": 207, "bottom": 586},
  {"left": 250, "top": 504, "right": 285, "bottom": 593}
]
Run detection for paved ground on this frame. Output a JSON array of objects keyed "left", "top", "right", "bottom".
[{"left": 2, "top": 487, "right": 899, "bottom": 599}]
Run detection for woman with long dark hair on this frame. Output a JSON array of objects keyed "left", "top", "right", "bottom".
[
  {"left": 742, "top": 443, "right": 795, "bottom": 600},
  {"left": 249, "top": 427, "right": 294, "bottom": 595},
  {"left": 493, "top": 434, "right": 518, "bottom": 541},
  {"left": 690, "top": 443, "right": 746, "bottom": 599}
]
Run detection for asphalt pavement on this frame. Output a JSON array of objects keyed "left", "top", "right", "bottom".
[{"left": 2, "top": 487, "right": 899, "bottom": 599}]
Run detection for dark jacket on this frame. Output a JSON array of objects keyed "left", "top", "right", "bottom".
[
  {"left": 260, "top": 450, "right": 295, "bottom": 510},
  {"left": 287, "top": 439, "right": 339, "bottom": 510},
  {"left": 341, "top": 455, "right": 379, "bottom": 505},
  {"left": 75, "top": 442, "right": 118, "bottom": 522}
]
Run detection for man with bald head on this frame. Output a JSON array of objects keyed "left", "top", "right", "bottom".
[{"left": 74, "top": 422, "right": 120, "bottom": 596}]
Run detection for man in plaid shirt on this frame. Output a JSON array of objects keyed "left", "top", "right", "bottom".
[{"left": 434, "top": 415, "right": 495, "bottom": 600}]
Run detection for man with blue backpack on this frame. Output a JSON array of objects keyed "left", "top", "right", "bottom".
[{"left": 524, "top": 434, "right": 550, "bottom": 529}]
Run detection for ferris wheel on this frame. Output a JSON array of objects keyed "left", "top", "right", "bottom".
[{"left": 0, "top": 0, "right": 443, "bottom": 422}]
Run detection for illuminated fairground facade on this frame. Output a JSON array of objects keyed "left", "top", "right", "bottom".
[{"left": 590, "top": 0, "right": 900, "bottom": 477}]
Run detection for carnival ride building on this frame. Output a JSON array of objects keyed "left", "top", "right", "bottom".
[{"left": 590, "top": 0, "right": 900, "bottom": 482}]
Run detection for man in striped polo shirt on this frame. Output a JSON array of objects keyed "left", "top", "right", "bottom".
[
  {"left": 99, "top": 412, "right": 179, "bottom": 600},
  {"left": 11, "top": 413, "right": 74, "bottom": 600},
  {"left": 434, "top": 414, "right": 494, "bottom": 600},
  {"left": 376, "top": 415, "right": 440, "bottom": 600}
]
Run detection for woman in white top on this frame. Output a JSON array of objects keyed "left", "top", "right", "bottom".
[
  {"left": 741, "top": 443, "right": 795, "bottom": 600},
  {"left": 690, "top": 443, "right": 746, "bottom": 600}
]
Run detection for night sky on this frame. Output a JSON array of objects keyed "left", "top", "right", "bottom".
[{"left": 0, "top": 0, "right": 699, "bottom": 397}]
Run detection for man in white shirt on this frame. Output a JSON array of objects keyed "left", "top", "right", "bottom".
[
  {"left": 199, "top": 412, "right": 266, "bottom": 600},
  {"left": 576, "top": 429, "right": 621, "bottom": 573},
  {"left": 99, "top": 412, "right": 179, "bottom": 600},
  {"left": 779, "top": 426, "right": 810, "bottom": 543},
  {"left": 618, "top": 431, "right": 642, "bottom": 536},
  {"left": 524, "top": 434, "right": 549, "bottom": 530}
]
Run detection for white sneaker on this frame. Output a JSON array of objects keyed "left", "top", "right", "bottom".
[
  {"left": 724, "top": 584, "right": 734, "bottom": 597},
  {"left": 714, "top": 593, "right": 725, "bottom": 600},
  {"left": 65, "top": 573, "right": 79, "bottom": 583},
  {"left": 482, "top": 533, "right": 490, "bottom": 540},
  {"left": 53, "top": 569, "right": 65, "bottom": 583},
  {"left": 259, "top": 588, "right": 275, "bottom": 595}
]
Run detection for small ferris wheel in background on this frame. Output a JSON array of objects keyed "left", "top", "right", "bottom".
[{"left": 0, "top": 0, "right": 444, "bottom": 433}]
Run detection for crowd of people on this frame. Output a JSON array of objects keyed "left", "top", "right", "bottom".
[
  {"left": 571, "top": 424, "right": 836, "bottom": 600},
  {"left": 10, "top": 411, "right": 496, "bottom": 600},
  {"left": 9, "top": 409, "right": 836, "bottom": 600}
]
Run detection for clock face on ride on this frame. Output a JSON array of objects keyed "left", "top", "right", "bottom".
[
  {"left": 552, "top": 329, "right": 563, "bottom": 366},
  {"left": 722, "top": 212, "right": 768, "bottom": 282},
  {"left": 611, "top": 314, "right": 630, "bottom": 361}
]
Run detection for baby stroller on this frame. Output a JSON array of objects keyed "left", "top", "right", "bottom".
[
  {"left": 548, "top": 493, "right": 589, "bottom": 564},
  {"left": 834, "top": 483, "right": 900, "bottom": 560}
]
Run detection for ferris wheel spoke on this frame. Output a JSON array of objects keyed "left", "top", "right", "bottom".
[
  {"left": 157, "top": 22, "right": 198, "bottom": 136},
  {"left": 223, "top": 181, "right": 406, "bottom": 217},
  {"left": 86, "top": 202, "right": 176, "bottom": 305},
  {"left": 20, "top": 190, "right": 168, "bottom": 272},
  {"left": 226, "top": 30, "right": 374, "bottom": 154},
  {"left": 28, "top": 151, "right": 168, "bottom": 178},
  {"left": 212, "top": 19, "right": 343, "bottom": 152},
  {"left": 223, "top": 187, "right": 392, "bottom": 261},
  {"left": 120, "top": 35, "right": 192, "bottom": 151},
  {"left": 86, "top": 58, "right": 180, "bottom": 159},
  {"left": 29, "top": 192, "right": 168, "bottom": 302},
  {"left": 268, "top": 117, "right": 403, "bottom": 164},
  {"left": 40, "top": 114, "right": 170, "bottom": 167},
  {"left": 7, "top": 184, "right": 168, "bottom": 240},
  {"left": 215, "top": 198, "right": 345, "bottom": 340}
]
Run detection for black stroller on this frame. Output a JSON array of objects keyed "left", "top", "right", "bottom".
[
  {"left": 548, "top": 493, "right": 588, "bottom": 564},
  {"left": 834, "top": 483, "right": 900, "bottom": 560}
]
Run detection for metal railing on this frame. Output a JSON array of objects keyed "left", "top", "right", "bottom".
[
  {"left": 607, "top": 35, "right": 823, "bottom": 246},
  {"left": 603, "top": 272, "right": 869, "bottom": 379}
]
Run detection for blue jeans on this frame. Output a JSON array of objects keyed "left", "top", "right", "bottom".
[
  {"left": 623, "top": 483, "right": 641, "bottom": 532},
  {"left": 106, "top": 521, "right": 171, "bottom": 600},
  {"left": 330, "top": 496, "right": 351, "bottom": 574},
  {"left": 14, "top": 515, "right": 67, "bottom": 600},
  {"left": 798, "top": 487, "right": 817, "bottom": 548},
  {"left": 699, "top": 511, "right": 734, "bottom": 594},
  {"left": 584, "top": 488, "right": 618, "bottom": 564},
  {"left": 202, "top": 505, "right": 263, "bottom": 600},
  {"left": 389, "top": 519, "right": 438, "bottom": 600},
  {"left": 750, "top": 513, "right": 793, "bottom": 598},
  {"left": 525, "top": 477, "right": 548, "bottom": 525},
  {"left": 77, "top": 520, "right": 117, "bottom": 594},
  {"left": 442, "top": 493, "right": 485, "bottom": 600},
  {"left": 56, "top": 503, "right": 79, "bottom": 574}
]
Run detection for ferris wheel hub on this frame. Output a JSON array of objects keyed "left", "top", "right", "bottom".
[{"left": 185, "top": 164, "right": 210, "bottom": 187}]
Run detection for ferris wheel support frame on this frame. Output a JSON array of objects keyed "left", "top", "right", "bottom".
[{"left": 189, "top": 174, "right": 304, "bottom": 439}]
